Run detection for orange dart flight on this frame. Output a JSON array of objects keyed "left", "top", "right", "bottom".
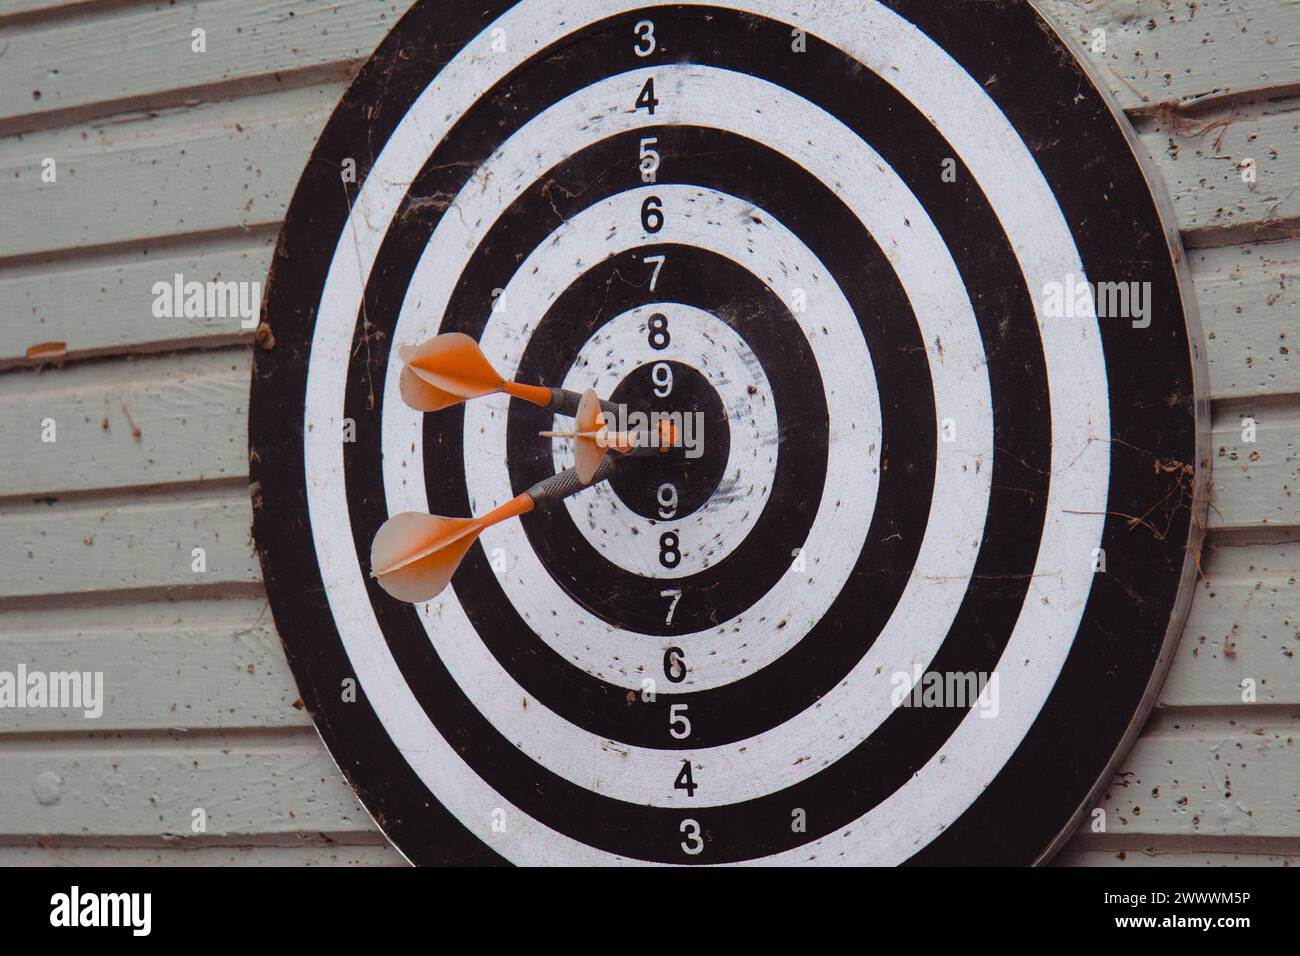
[
  {"left": 398, "top": 332, "right": 615, "bottom": 418},
  {"left": 370, "top": 458, "right": 616, "bottom": 603},
  {"left": 541, "top": 389, "right": 680, "bottom": 483}
]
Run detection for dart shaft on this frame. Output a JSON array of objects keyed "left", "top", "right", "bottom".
[
  {"left": 478, "top": 492, "right": 536, "bottom": 528},
  {"left": 525, "top": 457, "right": 617, "bottom": 509},
  {"left": 545, "top": 387, "right": 621, "bottom": 419}
]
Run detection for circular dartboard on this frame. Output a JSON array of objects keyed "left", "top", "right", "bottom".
[{"left": 250, "top": 0, "right": 1208, "bottom": 865}]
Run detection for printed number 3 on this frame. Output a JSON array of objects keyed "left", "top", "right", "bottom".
[
  {"left": 680, "top": 819, "right": 703, "bottom": 855},
  {"left": 634, "top": 21, "right": 656, "bottom": 57}
]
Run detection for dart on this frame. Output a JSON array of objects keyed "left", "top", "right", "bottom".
[
  {"left": 539, "top": 388, "right": 679, "bottom": 483},
  {"left": 399, "top": 332, "right": 618, "bottom": 418},
  {"left": 370, "top": 457, "right": 617, "bottom": 604}
]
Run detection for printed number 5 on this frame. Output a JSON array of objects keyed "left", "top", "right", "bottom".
[
  {"left": 639, "top": 137, "right": 660, "bottom": 183},
  {"left": 669, "top": 703, "right": 691, "bottom": 740}
]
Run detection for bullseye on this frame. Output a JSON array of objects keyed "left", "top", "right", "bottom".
[{"left": 606, "top": 361, "right": 726, "bottom": 519}]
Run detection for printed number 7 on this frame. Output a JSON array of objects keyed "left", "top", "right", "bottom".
[{"left": 661, "top": 588, "right": 682, "bottom": 625}]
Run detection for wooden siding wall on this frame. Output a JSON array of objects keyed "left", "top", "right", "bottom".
[{"left": 0, "top": 0, "right": 1295, "bottom": 867}]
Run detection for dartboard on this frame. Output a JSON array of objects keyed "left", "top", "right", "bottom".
[{"left": 250, "top": 0, "right": 1207, "bottom": 865}]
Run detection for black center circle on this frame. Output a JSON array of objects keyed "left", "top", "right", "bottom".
[{"left": 605, "top": 360, "right": 730, "bottom": 521}]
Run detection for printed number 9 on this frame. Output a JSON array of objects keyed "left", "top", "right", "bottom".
[
  {"left": 657, "top": 482, "right": 678, "bottom": 518},
  {"left": 651, "top": 362, "right": 673, "bottom": 397}
]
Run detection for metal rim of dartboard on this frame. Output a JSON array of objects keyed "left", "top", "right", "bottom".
[{"left": 249, "top": 0, "right": 1209, "bottom": 866}]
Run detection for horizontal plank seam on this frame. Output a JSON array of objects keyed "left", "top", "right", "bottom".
[
  {"left": 0, "top": 60, "right": 363, "bottom": 139},
  {"left": 0, "top": 473, "right": 251, "bottom": 512},
  {"left": 0, "top": 223, "right": 280, "bottom": 276},
  {"left": 0, "top": 333, "right": 251, "bottom": 374},
  {"left": 1134, "top": 707, "right": 1300, "bottom": 737},
  {"left": 4, "top": 713, "right": 1294, "bottom": 751},
  {"left": 1064, "top": 832, "right": 1300, "bottom": 855},
  {"left": 1149, "top": 703, "right": 1300, "bottom": 724},
  {"left": 0, "top": 831, "right": 391, "bottom": 850},
  {"left": 1206, "top": 525, "right": 1300, "bottom": 548},
  {"left": 0, "top": 724, "right": 318, "bottom": 752},
  {"left": 0, "top": 582, "right": 267, "bottom": 614},
  {"left": 0, "top": 0, "right": 167, "bottom": 30},
  {"left": 1182, "top": 215, "right": 1300, "bottom": 251}
]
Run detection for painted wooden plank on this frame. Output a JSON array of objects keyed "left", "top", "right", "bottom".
[
  {"left": 1193, "top": 237, "right": 1300, "bottom": 401},
  {"left": 0, "top": 232, "right": 272, "bottom": 368},
  {"left": 1135, "top": 98, "right": 1300, "bottom": 241},
  {"left": 1042, "top": 0, "right": 1300, "bottom": 112},
  {"left": 0, "top": 596, "right": 312, "bottom": 732},
  {"left": 2, "top": 0, "right": 1296, "bottom": 131},
  {"left": 0, "top": 84, "right": 338, "bottom": 261},
  {"left": 1, "top": 59, "right": 1297, "bottom": 263},
  {"left": 4, "top": 234, "right": 1297, "bottom": 407},
  {"left": 0, "top": 0, "right": 402, "bottom": 129},
  {"left": 0, "top": 734, "right": 376, "bottom": 837},
  {"left": 0, "top": 348, "right": 250, "bottom": 497},
  {"left": 0, "top": 488, "right": 260, "bottom": 602},
  {"left": 1088, "top": 716, "right": 1300, "bottom": 838},
  {"left": 1208, "top": 401, "right": 1300, "bottom": 530},
  {"left": 0, "top": 842, "right": 406, "bottom": 866},
  {"left": 0, "top": 720, "right": 1291, "bottom": 839},
  {"left": 1161, "top": 540, "right": 1299, "bottom": 707}
]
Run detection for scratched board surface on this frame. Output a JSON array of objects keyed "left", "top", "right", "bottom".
[{"left": 0, "top": 0, "right": 1296, "bottom": 866}]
